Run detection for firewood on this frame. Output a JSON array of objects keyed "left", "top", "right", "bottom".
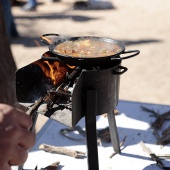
[
  {"left": 152, "top": 110, "right": 170, "bottom": 129},
  {"left": 41, "top": 161, "right": 60, "bottom": 170},
  {"left": 39, "top": 144, "right": 86, "bottom": 158},
  {"left": 152, "top": 126, "right": 162, "bottom": 142},
  {"left": 157, "top": 131, "right": 170, "bottom": 145},
  {"left": 109, "top": 136, "right": 127, "bottom": 158},
  {"left": 141, "top": 106, "right": 170, "bottom": 129},
  {"left": 162, "top": 126, "right": 170, "bottom": 136}
]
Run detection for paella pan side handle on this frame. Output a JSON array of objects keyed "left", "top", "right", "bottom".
[
  {"left": 112, "top": 66, "right": 128, "bottom": 75},
  {"left": 40, "top": 33, "right": 61, "bottom": 45},
  {"left": 120, "top": 50, "right": 140, "bottom": 60}
]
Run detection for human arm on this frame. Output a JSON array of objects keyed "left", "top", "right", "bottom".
[{"left": 0, "top": 103, "right": 35, "bottom": 170}]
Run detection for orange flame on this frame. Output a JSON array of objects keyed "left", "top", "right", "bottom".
[{"left": 34, "top": 60, "right": 71, "bottom": 86}]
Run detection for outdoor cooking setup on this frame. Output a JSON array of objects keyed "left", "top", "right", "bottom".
[{"left": 16, "top": 34, "right": 140, "bottom": 170}]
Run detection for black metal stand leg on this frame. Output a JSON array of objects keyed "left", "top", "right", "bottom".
[
  {"left": 85, "top": 90, "right": 99, "bottom": 170},
  {"left": 107, "top": 110, "right": 120, "bottom": 153}
]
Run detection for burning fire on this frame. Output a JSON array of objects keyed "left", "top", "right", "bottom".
[
  {"left": 33, "top": 35, "right": 76, "bottom": 86},
  {"left": 34, "top": 60, "right": 71, "bottom": 86}
]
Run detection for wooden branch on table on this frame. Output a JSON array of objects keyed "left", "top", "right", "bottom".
[
  {"left": 40, "top": 161, "right": 60, "bottom": 170},
  {"left": 141, "top": 106, "right": 170, "bottom": 129},
  {"left": 39, "top": 144, "right": 86, "bottom": 158},
  {"left": 141, "top": 106, "right": 170, "bottom": 145},
  {"left": 152, "top": 126, "right": 162, "bottom": 143},
  {"left": 44, "top": 161, "right": 60, "bottom": 170},
  {"left": 152, "top": 110, "right": 170, "bottom": 129},
  {"left": 162, "top": 126, "right": 170, "bottom": 136},
  {"left": 157, "top": 126, "right": 170, "bottom": 145},
  {"left": 141, "top": 106, "right": 159, "bottom": 116},
  {"left": 109, "top": 136, "right": 127, "bottom": 158}
]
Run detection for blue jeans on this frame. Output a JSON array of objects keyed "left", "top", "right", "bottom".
[
  {"left": 1, "top": 0, "right": 18, "bottom": 37},
  {"left": 27, "top": 0, "right": 37, "bottom": 7}
]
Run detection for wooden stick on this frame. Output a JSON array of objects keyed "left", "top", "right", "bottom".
[
  {"left": 152, "top": 126, "right": 162, "bottom": 142},
  {"left": 26, "top": 97, "right": 44, "bottom": 117},
  {"left": 18, "top": 98, "right": 44, "bottom": 170},
  {"left": 141, "top": 106, "right": 170, "bottom": 129},
  {"left": 162, "top": 126, "right": 170, "bottom": 136},
  {"left": 141, "top": 106, "right": 159, "bottom": 116},
  {"left": 41, "top": 161, "right": 60, "bottom": 170},
  {"left": 39, "top": 144, "right": 86, "bottom": 158},
  {"left": 157, "top": 132, "right": 170, "bottom": 145},
  {"left": 120, "top": 136, "right": 127, "bottom": 147},
  {"left": 109, "top": 136, "right": 127, "bottom": 158},
  {"left": 152, "top": 110, "right": 170, "bottom": 129}
]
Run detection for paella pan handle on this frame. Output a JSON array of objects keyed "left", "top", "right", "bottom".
[
  {"left": 112, "top": 66, "right": 128, "bottom": 75},
  {"left": 119, "top": 50, "right": 140, "bottom": 60},
  {"left": 40, "top": 33, "right": 63, "bottom": 45}
]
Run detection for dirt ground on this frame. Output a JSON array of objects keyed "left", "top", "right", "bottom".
[{"left": 11, "top": 0, "right": 170, "bottom": 130}]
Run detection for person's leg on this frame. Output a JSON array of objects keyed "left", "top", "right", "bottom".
[
  {"left": 22, "top": 0, "right": 37, "bottom": 11},
  {"left": 28, "top": 0, "right": 36, "bottom": 7},
  {"left": 1, "top": 0, "right": 19, "bottom": 37}
]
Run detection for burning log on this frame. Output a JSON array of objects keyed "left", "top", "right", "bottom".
[{"left": 39, "top": 144, "right": 86, "bottom": 158}]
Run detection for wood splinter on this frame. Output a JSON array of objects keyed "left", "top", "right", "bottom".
[
  {"left": 42, "top": 161, "right": 60, "bottom": 170},
  {"left": 35, "top": 161, "right": 60, "bottom": 170},
  {"left": 39, "top": 144, "right": 86, "bottom": 158},
  {"left": 109, "top": 136, "right": 127, "bottom": 158}
]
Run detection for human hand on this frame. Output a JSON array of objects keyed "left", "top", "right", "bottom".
[{"left": 0, "top": 104, "right": 35, "bottom": 170}]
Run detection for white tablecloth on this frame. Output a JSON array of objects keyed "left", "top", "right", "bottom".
[{"left": 12, "top": 100, "right": 170, "bottom": 170}]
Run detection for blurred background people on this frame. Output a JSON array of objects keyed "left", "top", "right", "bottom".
[
  {"left": 22, "top": 0, "right": 37, "bottom": 11},
  {"left": 21, "top": 0, "right": 61, "bottom": 11},
  {"left": 1, "top": 0, "right": 19, "bottom": 38}
]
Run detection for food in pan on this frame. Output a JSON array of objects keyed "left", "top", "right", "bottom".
[{"left": 54, "top": 38, "right": 122, "bottom": 58}]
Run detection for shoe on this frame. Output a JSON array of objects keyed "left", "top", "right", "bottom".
[{"left": 21, "top": 3, "right": 36, "bottom": 11}]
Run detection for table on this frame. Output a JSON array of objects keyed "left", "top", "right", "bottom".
[{"left": 12, "top": 100, "right": 170, "bottom": 170}]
